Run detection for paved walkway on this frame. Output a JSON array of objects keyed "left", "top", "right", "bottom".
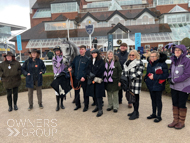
[{"left": 0, "top": 89, "right": 190, "bottom": 143}]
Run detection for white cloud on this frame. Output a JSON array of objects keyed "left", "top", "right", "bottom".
[{"left": 0, "top": 5, "right": 31, "bottom": 30}]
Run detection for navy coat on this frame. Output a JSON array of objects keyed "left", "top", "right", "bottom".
[
  {"left": 86, "top": 58, "right": 105, "bottom": 98},
  {"left": 144, "top": 53, "right": 169, "bottom": 91},
  {"left": 22, "top": 58, "right": 46, "bottom": 88},
  {"left": 71, "top": 55, "right": 90, "bottom": 80}
]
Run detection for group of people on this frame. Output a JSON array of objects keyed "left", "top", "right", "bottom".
[{"left": 0, "top": 43, "right": 190, "bottom": 130}]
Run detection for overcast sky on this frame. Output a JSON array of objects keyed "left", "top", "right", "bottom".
[{"left": 0, "top": 0, "right": 31, "bottom": 32}]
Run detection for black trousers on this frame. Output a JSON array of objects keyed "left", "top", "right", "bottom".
[
  {"left": 149, "top": 91, "right": 162, "bottom": 117},
  {"left": 94, "top": 84, "right": 102, "bottom": 110},
  {"left": 133, "top": 94, "right": 139, "bottom": 112},
  {"left": 119, "top": 89, "right": 131, "bottom": 104},
  {"left": 171, "top": 89, "right": 189, "bottom": 108},
  {"left": 74, "top": 78, "right": 89, "bottom": 108},
  {"left": 7, "top": 87, "right": 18, "bottom": 107}
]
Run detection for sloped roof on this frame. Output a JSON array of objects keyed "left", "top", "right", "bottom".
[
  {"left": 32, "top": 0, "right": 54, "bottom": 9},
  {"left": 78, "top": 8, "right": 160, "bottom": 23},
  {"left": 134, "top": 8, "right": 157, "bottom": 19},
  {"left": 107, "top": 23, "right": 130, "bottom": 34},
  {"left": 10, "top": 23, "right": 171, "bottom": 42},
  {"left": 54, "top": 14, "right": 68, "bottom": 21}
]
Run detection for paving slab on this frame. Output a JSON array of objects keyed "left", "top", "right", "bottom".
[{"left": 0, "top": 89, "right": 190, "bottom": 143}]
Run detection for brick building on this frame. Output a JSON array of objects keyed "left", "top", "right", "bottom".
[{"left": 10, "top": 0, "right": 190, "bottom": 54}]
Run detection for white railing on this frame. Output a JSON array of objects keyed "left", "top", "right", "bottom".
[{"left": 80, "top": 4, "right": 155, "bottom": 13}]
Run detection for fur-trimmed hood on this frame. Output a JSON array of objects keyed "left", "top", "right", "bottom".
[{"left": 147, "top": 52, "right": 167, "bottom": 63}]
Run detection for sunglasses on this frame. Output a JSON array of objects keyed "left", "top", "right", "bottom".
[{"left": 129, "top": 54, "right": 135, "bottom": 57}]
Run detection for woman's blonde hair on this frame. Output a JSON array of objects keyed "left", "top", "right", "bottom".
[
  {"left": 150, "top": 50, "right": 160, "bottom": 58},
  {"left": 127, "top": 50, "right": 140, "bottom": 60},
  {"left": 106, "top": 50, "right": 115, "bottom": 61}
]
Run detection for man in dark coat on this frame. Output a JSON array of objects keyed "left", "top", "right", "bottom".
[
  {"left": 116, "top": 43, "right": 132, "bottom": 107},
  {"left": 92, "top": 37, "right": 98, "bottom": 49},
  {"left": 68, "top": 45, "right": 90, "bottom": 112}
]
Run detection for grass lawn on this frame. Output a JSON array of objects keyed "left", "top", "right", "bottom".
[{"left": 21, "top": 73, "right": 54, "bottom": 77}]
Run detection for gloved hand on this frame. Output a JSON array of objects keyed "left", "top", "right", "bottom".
[
  {"left": 168, "top": 78, "right": 174, "bottom": 85},
  {"left": 155, "top": 69, "right": 163, "bottom": 74},
  {"left": 87, "top": 72, "right": 95, "bottom": 85}
]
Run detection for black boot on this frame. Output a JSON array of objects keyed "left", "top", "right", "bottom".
[
  {"left": 60, "top": 97, "right": 65, "bottom": 109},
  {"left": 92, "top": 107, "right": 99, "bottom": 112},
  {"left": 147, "top": 114, "right": 157, "bottom": 119},
  {"left": 8, "top": 106, "right": 13, "bottom": 112},
  {"left": 128, "top": 111, "right": 134, "bottom": 116},
  {"left": 56, "top": 96, "right": 60, "bottom": 111},
  {"left": 91, "top": 102, "right": 96, "bottom": 106},
  {"left": 129, "top": 111, "right": 139, "bottom": 120},
  {"left": 96, "top": 110, "right": 103, "bottom": 117},
  {"left": 13, "top": 88, "right": 18, "bottom": 110},
  {"left": 154, "top": 116, "right": 162, "bottom": 123},
  {"left": 14, "top": 105, "right": 18, "bottom": 110}
]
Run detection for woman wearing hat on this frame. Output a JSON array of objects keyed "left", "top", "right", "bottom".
[
  {"left": 22, "top": 49, "right": 46, "bottom": 111},
  {"left": 168, "top": 45, "right": 190, "bottom": 129},
  {"left": 52, "top": 46, "right": 67, "bottom": 111},
  {"left": 0, "top": 52, "right": 22, "bottom": 112},
  {"left": 86, "top": 49, "right": 105, "bottom": 117}
]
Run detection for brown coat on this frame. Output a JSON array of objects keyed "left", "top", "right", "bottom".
[{"left": 0, "top": 60, "right": 22, "bottom": 89}]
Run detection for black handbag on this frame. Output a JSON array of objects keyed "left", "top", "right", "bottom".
[
  {"left": 125, "top": 78, "right": 136, "bottom": 103},
  {"left": 120, "top": 75, "right": 129, "bottom": 91},
  {"left": 126, "top": 89, "right": 136, "bottom": 103}
]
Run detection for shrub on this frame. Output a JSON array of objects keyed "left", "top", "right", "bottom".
[{"left": 0, "top": 75, "right": 54, "bottom": 96}]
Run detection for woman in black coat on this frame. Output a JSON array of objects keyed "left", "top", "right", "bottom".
[
  {"left": 86, "top": 49, "right": 105, "bottom": 117},
  {"left": 144, "top": 51, "right": 169, "bottom": 122},
  {"left": 22, "top": 49, "right": 46, "bottom": 111}
]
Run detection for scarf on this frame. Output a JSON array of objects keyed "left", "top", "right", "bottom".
[
  {"left": 126, "top": 60, "right": 132, "bottom": 66},
  {"left": 104, "top": 60, "right": 114, "bottom": 83}
]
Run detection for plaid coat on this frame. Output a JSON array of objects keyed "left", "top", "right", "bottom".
[{"left": 123, "top": 59, "right": 144, "bottom": 94}]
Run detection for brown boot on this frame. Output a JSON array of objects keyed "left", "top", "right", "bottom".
[
  {"left": 175, "top": 108, "right": 187, "bottom": 129},
  {"left": 168, "top": 106, "right": 179, "bottom": 128}
]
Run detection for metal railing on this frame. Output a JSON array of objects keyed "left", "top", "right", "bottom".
[{"left": 80, "top": 4, "right": 155, "bottom": 13}]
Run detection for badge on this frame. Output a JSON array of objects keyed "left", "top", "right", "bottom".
[
  {"left": 35, "top": 65, "right": 38, "bottom": 68},
  {"left": 8, "top": 65, "right": 11, "bottom": 69},
  {"left": 175, "top": 70, "right": 179, "bottom": 74}
]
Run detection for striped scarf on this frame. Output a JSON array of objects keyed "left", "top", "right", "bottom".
[{"left": 104, "top": 60, "right": 114, "bottom": 83}]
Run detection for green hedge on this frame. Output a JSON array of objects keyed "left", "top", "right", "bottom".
[
  {"left": 46, "top": 65, "right": 53, "bottom": 73},
  {"left": 0, "top": 74, "right": 187, "bottom": 99},
  {"left": 0, "top": 75, "right": 54, "bottom": 96},
  {"left": 0, "top": 74, "right": 171, "bottom": 96}
]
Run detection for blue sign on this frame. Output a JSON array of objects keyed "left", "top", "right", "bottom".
[
  {"left": 108, "top": 34, "right": 113, "bottom": 51},
  {"left": 135, "top": 33, "right": 141, "bottom": 50},
  {"left": 16, "top": 35, "right": 22, "bottom": 51},
  {"left": 85, "top": 25, "right": 94, "bottom": 35}
]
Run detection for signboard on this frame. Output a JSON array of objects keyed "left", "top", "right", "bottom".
[
  {"left": 135, "top": 33, "right": 141, "bottom": 50},
  {"left": 0, "top": 48, "right": 10, "bottom": 51},
  {"left": 85, "top": 25, "right": 94, "bottom": 35},
  {"left": 16, "top": 35, "right": 22, "bottom": 51},
  {"left": 117, "top": 39, "right": 122, "bottom": 45},
  {"left": 108, "top": 34, "right": 113, "bottom": 51}
]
